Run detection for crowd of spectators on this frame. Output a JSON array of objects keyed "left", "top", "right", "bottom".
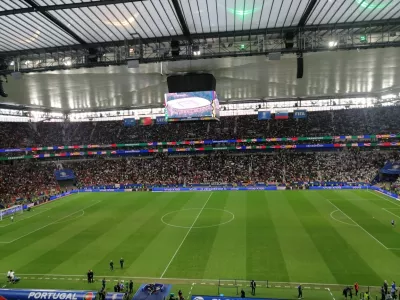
[
  {"left": 0, "top": 162, "right": 59, "bottom": 206},
  {"left": 0, "top": 106, "right": 400, "bottom": 205},
  {"left": 0, "top": 106, "right": 399, "bottom": 148},
  {"left": 0, "top": 150, "right": 399, "bottom": 205},
  {"left": 65, "top": 151, "right": 398, "bottom": 187}
]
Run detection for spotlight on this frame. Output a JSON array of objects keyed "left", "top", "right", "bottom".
[
  {"left": 63, "top": 59, "right": 72, "bottom": 66},
  {"left": 328, "top": 41, "right": 338, "bottom": 47},
  {"left": 192, "top": 45, "right": 200, "bottom": 56}
]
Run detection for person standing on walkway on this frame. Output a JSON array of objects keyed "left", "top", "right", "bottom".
[
  {"left": 250, "top": 280, "right": 256, "bottom": 296},
  {"left": 297, "top": 285, "right": 303, "bottom": 299},
  {"left": 354, "top": 282, "right": 359, "bottom": 296}
]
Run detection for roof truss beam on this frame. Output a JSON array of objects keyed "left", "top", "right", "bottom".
[
  {"left": 0, "top": 0, "right": 146, "bottom": 16},
  {"left": 170, "top": 0, "right": 192, "bottom": 43},
  {"left": 2, "top": 18, "right": 400, "bottom": 56},
  {"left": 298, "top": 0, "right": 318, "bottom": 28},
  {"left": 22, "top": 0, "right": 87, "bottom": 44}
]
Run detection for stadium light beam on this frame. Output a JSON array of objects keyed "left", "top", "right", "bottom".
[{"left": 328, "top": 41, "right": 338, "bottom": 47}]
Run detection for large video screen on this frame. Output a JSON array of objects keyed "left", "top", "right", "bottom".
[{"left": 164, "top": 91, "right": 220, "bottom": 122}]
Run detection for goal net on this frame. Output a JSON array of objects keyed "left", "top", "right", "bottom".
[{"left": 0, "top": 205, "right": 23, "bottom": 221}]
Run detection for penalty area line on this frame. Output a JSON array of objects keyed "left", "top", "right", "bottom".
[
  {"left": 0, "top": 201, "right": 101, "bottom": 244},
  {"left": 326, "top": 199, "right": 389, "bottom": 250},
  {"left": 0, "top": 208, "right": 52, "bottom": 228}
]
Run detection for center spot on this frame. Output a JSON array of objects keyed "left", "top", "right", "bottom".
[{"left": 161, "top": 208, "right": 235, "bottom": 229}]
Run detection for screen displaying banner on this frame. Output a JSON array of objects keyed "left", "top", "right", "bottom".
[
  {"left": 164, "top": 91, "right": 220, "bottom": 121},
  {"left": 258, "top": 111, "right": 271, "bottom": 120},
  {"left": 123, "top": 118, "right": 136, "bottom": 127},
  {"left": 380, "top": 162, "right": 400, "bottom": 174},
  {"left": 294, "top": 109, "right": 307, "bottom": 119},
  {"left": 54, "top": 169, "right": 75, "bottom": 180},
  {"left": 0, "top": 133, "right": 398, "bottom": 154}
]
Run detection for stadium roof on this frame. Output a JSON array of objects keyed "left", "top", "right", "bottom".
[
  {"left": 1, "top": 0, "right": 400, "bottom": 111},
  {"left": 0, "top": 0, "right": 400, "bottom": 52},
  {"left": 0, "top": 0, "right": 399, "bottom": 52}
]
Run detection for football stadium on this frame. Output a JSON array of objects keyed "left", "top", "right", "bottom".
[{"left": 1, "top": 1, "right": 400, "bottom": 300}]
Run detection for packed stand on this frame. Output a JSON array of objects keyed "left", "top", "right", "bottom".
[
  {"left": 1, "top": 106, "right": 400, "bottom": 149},
  {"left": 63, "top": 151, "right": 399, "bottom": 187},
  {"left": 1, "top": 151, "right": 398, "bottom": 206},
  {"left": 0, "top": 162, "right": 59, "bottom": 206}
]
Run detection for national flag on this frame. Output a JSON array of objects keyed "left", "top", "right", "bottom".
[
  {"left": 275, "top": 111, "right": 288, "bottom": 119},
  {"left": 139, "top": 117, "right": 153, "bottom": 126}
]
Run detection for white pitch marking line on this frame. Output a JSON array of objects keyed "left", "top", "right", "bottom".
[
  {"left": 275, "top": 285, "right": 281, "bottom": 288},
  {"left": 330, "top": 210, "right": 357, "bottom": 226},
  {"left": 382, "top": 208, "right": 400, "bottom": 219},
  {"left": 160, "top": 192, "right": 213, "bottom": 278},
  {"left": 368, "top": 190, "right": 400, "bottom": 206},
  {"left": 326, "top": 199, "right": 388, "bottom": 250},
  {"left": 327, "top": 287, "right": 335, "bottom": 300},
  {"left": 0, "top": 201, "right": 101, "bottom": 244},
  {"left": 189, "top": 283, "right": 194, "bottom": 296},
  {"left": 0, "top": 208, "right": 52, "bottom": 228},
  {"left": 53, "top": 210, "right": 85, "bottom": 224}
]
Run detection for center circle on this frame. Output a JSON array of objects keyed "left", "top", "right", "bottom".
[{"left": 161, "top": 208, "right": 235, "bottom": 229}]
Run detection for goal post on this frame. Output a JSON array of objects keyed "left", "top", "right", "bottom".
[{"left": 0, "top": 204, "right": 23, "bottom": 221}]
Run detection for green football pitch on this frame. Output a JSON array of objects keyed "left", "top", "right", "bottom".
[{"left": 1, "top": 190, "right": 400, "bottom": 299}]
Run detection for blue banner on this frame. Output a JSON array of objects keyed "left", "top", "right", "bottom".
[
  {"left": 156, "top": 116, "right": 167, "bottom": 124},
  {"left": 309, "top": 186, "right": 369, "bottom": 190},
  {"left": 380, "top": 162, "right": 400, "bottom": 175},
  {"left": 0, "top": 289, "right": 97, "bottom": 300},
  {"left": 294, "top": 109, "right": 307, "bottom": 119},
  {"left": 258, "top": 111, "right": 271, "bottom": 120},
  {"left": 54, "top": 169, "right": 75, "bottom": 180},
  {"left": 124, "top": 118, "right": 136, "bottom": 127},
  {"left": 371, "top": 187, "right": 400, "bottom": 199},
  {"left": 104, "top": 293, "right": 125, "bottom": 300}
]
